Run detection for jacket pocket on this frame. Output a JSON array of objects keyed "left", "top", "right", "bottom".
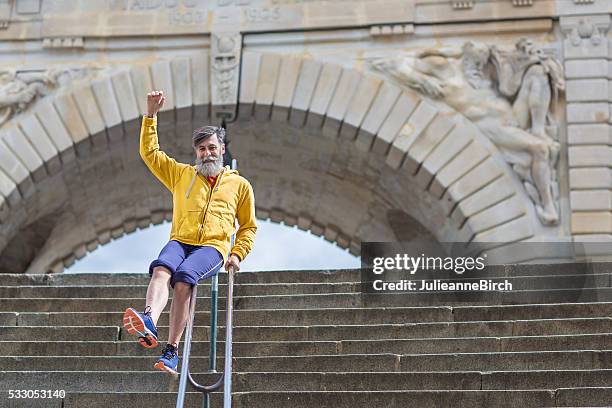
[
  {"left": 177, "top": 210, "right": 201, "bottom": 239},
  {"left": 205, "top": 208, "right": 233, "bottom": 240}
]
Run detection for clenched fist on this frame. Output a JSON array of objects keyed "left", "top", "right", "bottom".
[{"left": 147, "top": 91, "right": 165, "bottom": 117}]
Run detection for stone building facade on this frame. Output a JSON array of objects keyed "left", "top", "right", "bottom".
[{"left": 0, "top": 0, "right": 609, "bottom": 273}]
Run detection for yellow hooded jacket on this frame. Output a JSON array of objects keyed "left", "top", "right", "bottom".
[{"left": 139, "top": 115, "right": 257, "bottom": 264}]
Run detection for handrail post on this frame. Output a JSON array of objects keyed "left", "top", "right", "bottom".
[
  {"left": 204, "top": 273, "right": 219, "bottom": 408},
  {"left": 223, "top": 266, "right": 235, "bottom": 408},
  {"left": 176, "top": 283, "right": 198, "bottom": 408},
  {"left": 209, "top": 274, "right": 219, "bottom": 372}
]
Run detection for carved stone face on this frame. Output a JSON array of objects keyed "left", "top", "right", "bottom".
[
  {"left": 516, "top": 38, "right": 544, "bottom": 59},
  {"left": 462, "top": 42, "right": 490, "bottom": 70},
  {"left": 460, "top": 42, "right": 491, "bottom": 89}
]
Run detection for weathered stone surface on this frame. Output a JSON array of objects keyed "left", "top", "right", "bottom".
[
  {"left": 452, "top": 176, "right": 514, "bottom": 226},
  {"left": 53, "top": 92, "right": 89, "bottom": 144},
  {"left": 386, "top": 101, "right": 438, "bottom": 170},
  {"left": 33, "top": 98, "right": 74, "bottom": 153},
  {"left": 91, "top": 77, "right": 122, "bottom": 128},
  {"left": 18, "top": 113, "right": 58, "bottom": 163},
  {"left": 572, "top": 212, "right": 612, "bottom": 234},
  {"left": 567, "top": 103, "right": 609, "bottom": 124},
  {"left": 191, "top": 52, "right": 210, "bottom": 107},
  {"left": 130, "top": 65, "right": 154, "bottom": 116},
  {"left": 307, "top": 63, "right": 343, "bottom": 128},
  {"left": 322, "top": 68, "right": 361, "bottom": 137},
  {"left": 430, "top": 140, "right": 490, "bottom": 199},
  {"left": 340, "top": 75, "right": 381, "bottom": 138},
  {"left": 565, "top": 59, "right": 608, "bottom": 79},
  {"left": 71, "top": 85, "right": 106, "bottom": 135},
  {"left": 567, "top": 124, "right": 610, "bottom": 145},
  {"left": 0, "top": 125, "right": 43, "bottom": 176},
  {"left": 372, "top": 92, "right": 419, "bottom": 155},
  {"left": 255, "top": 53, "right": 282, "bottom": 120},
  {"left": 150, "top": 60, "right": 175, "bottom": 111},
  {"left": 415, "top": 125, "right": 472, "bottom": 189},
  {"left": 571, "top": 191, "right": 612, "bottom": 212},
  {"left": 402, "top": 113, "right": 455, "bottom": 174},
  {"left": 570, "top": 168, "right": 612, "bottom": 189},
  {"left": 566, "top": 79, "right": 609, "bottom": 102},
  {"left": 569, "top": 146, "right": 612, "bottom": 167},
  {"left": 272, "top": 55, "right": 302, "bottom": 121},
  {"left": 290, "top": 59, "right": 322, "bottom": 126},
  {"left": 171, "top": 57, "right": 193, "bottom": 110}
]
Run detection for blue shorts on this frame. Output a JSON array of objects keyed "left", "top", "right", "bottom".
[{"left": 149, "top": 240, "right": 224, "bottom": 288}]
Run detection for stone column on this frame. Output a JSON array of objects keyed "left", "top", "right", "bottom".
[{"left": 561, "top": 14, "right": 612, "bottom": 238}]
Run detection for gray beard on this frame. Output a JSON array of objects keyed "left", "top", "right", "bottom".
[{"left": 196, "top": 156, "right": 223, "bottom": 177}]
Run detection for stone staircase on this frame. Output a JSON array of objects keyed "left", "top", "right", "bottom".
[{"left": 2, "top": 266, "right": 612, "bottom": 407}]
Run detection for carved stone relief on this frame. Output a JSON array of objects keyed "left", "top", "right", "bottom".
[
  {"left": 371, "top": 39, "right": 564, "bottom": 226},
  {"left": 0, "top": 66, "right": 99, "bottom": 126},
  {"left": 211, "top": 31, "right": 242, "bottom": 121}
]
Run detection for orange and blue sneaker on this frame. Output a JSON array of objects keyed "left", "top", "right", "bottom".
[
  {"left": 154, "top": 343, "right": 179, "bottom": 375},
  {"left": 123, "top": 306, "right": 158, "bottom": 349}
]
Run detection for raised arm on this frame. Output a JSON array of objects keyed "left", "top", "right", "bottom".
[
  {"left": 370, "top": 54, "right": 451, "bottom": 98},
  {"left": 139, "top": 91, "right": 182, "bottom": 191}
]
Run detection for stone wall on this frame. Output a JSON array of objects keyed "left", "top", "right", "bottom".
[{"left": 0, "top": 0, "right": 610, "bottom": 272}]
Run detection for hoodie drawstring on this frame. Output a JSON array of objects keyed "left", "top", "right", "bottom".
[
  {"left": 186, "top": 166, "right": 233, "bottom": 199},
  {"left": 185, "top": 171, "right": 197, "bottom": 199}
]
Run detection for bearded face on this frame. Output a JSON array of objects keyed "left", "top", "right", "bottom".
[
  {"left": 461, "top": 42, "right": 492, "bottom": 89},
  {"left": 196, "top": 154, "right": 223, "bottom": 177},
  {"left": 194, "top": 134, "right": 225, "bottom": 177}
]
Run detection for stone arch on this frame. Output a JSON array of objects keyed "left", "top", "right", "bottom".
[
  {"left": 0, "top": 53, "right": 545, "bottom": 273},
  {"left": 235, "top": 52, "right": 544, "bottom": 242}
]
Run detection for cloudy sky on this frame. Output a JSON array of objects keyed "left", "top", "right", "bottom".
[{"left": 66, "top": 220, "right": 360, "bottom": 273}]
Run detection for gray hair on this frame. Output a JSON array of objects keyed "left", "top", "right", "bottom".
[{"left": 192, "top": 125, "right": 225, "bottom": 148}]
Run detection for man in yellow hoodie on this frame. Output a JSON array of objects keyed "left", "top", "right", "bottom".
[{"left": 122, "top": 90, "right": 257, "bottom": 374}]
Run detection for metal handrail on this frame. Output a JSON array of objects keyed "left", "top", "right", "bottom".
[{"left": 175, "top": 267, "right": 235, "bottom": 407}]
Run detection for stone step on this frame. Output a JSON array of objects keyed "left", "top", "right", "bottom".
[
  {"left": 2, "top": 333, "right": 612, "bottom": 357},
  {"left": 3, "top": 350, "right": 612, "bottom": 372},
  {"left": 56, "top": 388, "right": 612, "bottom": 408},
  {"left": 0, "top": 282, "right": 359, "bottom": 298},
  {"left": 0, "top": 326, "right": 120, "bottom": 342},
  {"left": 6, "top": 307, "right": 454, "bottom": 327},
  {"left": 1, "top": 318, "right": 610, "bottom": 342},
  {"left": 337, "top": 333, "right": 612, "bottom": 355},
  {"left": 0, "top": 355, "right": 392, "bottom": 372},
  {"left": 451, "top": 302, "right": 612, "bottom": 322},
  {"left": 2, "top": 262, "right": 609, "bottom": 286},
  {"left": 2, "top": 288, "right": 612, "bottom": 312},
  {"left": 1, "top": 272, "right": 609, "bottom": 297},
  {"left": 6, "top": 302, "right": 612, "bottom": 327},
  {"left": 0, "top": 270, "right": 361, "bottom": 286},
  {"left": 2, "top": 370, "right": 612, "bottom": 392}
]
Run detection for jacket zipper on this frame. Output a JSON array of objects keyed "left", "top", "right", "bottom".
[{"left": 197, "top": 169, "right": 225, "bottom": 242}]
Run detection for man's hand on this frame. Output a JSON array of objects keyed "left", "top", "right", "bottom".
[
  {"left": 225, "top": 253, "right": 241, "bottom": 274},
  {"left": 147, "top": 90, "right": 165, "bottom": 117}
]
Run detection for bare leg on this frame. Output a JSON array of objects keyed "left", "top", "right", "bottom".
[
  {"left": 480, "top": 121, "right": 558, "bottom": 224},
  {"left": 527, "top": 72, "right": 551, "bottom": 139},
  {"left": 529, "top": 141, "right": 558, "bottom": 224},
  {"left": 167, "top": 282, "right": 192, "bottom": 347},
  {"left": 512, "top": 86, "right": 531, "bottom": 130},
  {"left": 145, "top": 266, "right": 171, "bottom": 326}
]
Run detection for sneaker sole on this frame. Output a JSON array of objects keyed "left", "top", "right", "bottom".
[
  {"left": 123, "top": 308, "right": 158, "bottom": 349},
  {"left": 154, "top": 360, "right": 178, "bottom": 375}
]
